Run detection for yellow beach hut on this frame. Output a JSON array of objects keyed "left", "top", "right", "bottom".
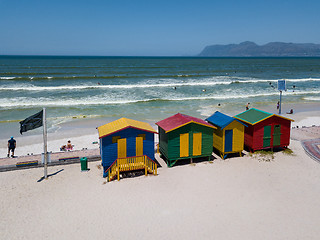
[{"left": 205, "top": 111, "right": 246, "bottom": 159}]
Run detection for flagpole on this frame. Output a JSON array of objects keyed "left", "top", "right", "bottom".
[{"left": 43, "top": 107, "right": 48, "bottom": 179}]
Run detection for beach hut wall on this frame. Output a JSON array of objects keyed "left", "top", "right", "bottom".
[
  {"left": 156, "top": 113, "right": 216, "bottom": 167},
  {"left": 234, "top": 108, "right": 293, "bottom": 152},
  {"left": 206, "top": 111, "right": 246, "bottom": 159}
]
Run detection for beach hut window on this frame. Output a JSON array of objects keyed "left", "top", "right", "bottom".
[
  {"left": 112, "top": 136, "right": 121, "bottom": 143},
  {"left": 180, "top": 133, "right": 189, "bottom": 157},
  {"left": 192, "top": 132, "right": 202, "bottom": 156},
  {"left": 137, "top": 134, "right": 146, "bottom": 140}
]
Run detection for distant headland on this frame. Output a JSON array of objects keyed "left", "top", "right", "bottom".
[{"left": 198, "top": 41, "right": 320, "bottom": 57}]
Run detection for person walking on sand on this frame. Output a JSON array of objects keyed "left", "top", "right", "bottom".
[
  {"left": 246, "top": 103, "right": 250, "bottom": 111},
  {"left": 277, "top": 101, "right": 280, "bottom": 110},
  {"left": 7, "top": 136, "right": 16, "bottom": 158}
]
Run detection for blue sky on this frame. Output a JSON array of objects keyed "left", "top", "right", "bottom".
[{"left": 1, "top": 0, "right": 320, "bottom": 56}]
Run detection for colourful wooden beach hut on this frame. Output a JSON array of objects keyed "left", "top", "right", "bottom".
[
  {"left": 97, "top": 118, "right": 158, "bottom": 181},
  {"left": 205, "top": 111, "right": 246, "bottom": 159},
  {"left": 156, "top": 113, "right": 216, "bottom": 167},
  {"left": 234, "top": 108, "right": 293, "bottom": 152}
]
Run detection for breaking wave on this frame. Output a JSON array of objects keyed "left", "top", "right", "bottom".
[
  {"left": 1, "top": 90, "right": 319, "bottom": 108},
  {"left": 1, "top": 77, "right": 319, "bottom": 92}
]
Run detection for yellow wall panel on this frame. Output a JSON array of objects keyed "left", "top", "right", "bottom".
[{"left": 213, "top": 128, "right": 224, "bottom": 152}]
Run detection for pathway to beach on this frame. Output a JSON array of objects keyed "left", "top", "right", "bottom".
[{"left": 291, "top": 126, "right": 320, "bottom": 162}]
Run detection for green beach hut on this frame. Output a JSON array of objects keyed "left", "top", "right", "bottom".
[
  {"left": 205, "top": 111, "right": 246, "bottom": 159},
  {"left": 156, "top": 113, "right": 216, "bottom": 167}
]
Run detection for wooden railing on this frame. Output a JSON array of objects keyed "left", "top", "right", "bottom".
[{"left": 106, "top": 155, "right": 157, "bottom": 182}]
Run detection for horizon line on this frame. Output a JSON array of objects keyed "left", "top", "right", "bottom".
[{"left": 1, "top": 54, "right": 320, "bottom": 58}]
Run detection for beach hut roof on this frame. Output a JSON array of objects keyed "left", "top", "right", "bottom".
[
  {"left": 97, "top": 117, "right": 157, "bottom": 139},
  {"left": 156, "top": 113, "right": 216, "bottom": 133},
  {"left": 234, "top": 108, "right": 294, "bottom": 125},
  {"left": 205, "top": 111, "right": 246, "bottom": 129}
]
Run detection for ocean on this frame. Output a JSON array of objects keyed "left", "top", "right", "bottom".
[{"left": 1, "top": 56, "right": 320, "bottom": 138}]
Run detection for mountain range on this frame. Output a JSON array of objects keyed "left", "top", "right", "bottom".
[{"left": 198, "top": 41, "right": 320, "bottom": 57}]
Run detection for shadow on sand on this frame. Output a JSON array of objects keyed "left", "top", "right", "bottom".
[{"left": 37, "top": 169, "right": 64, "bottom": 182}]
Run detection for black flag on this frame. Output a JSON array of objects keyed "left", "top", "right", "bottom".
[{"left": 19, "top": 110, "right": 43, "bottom": 134}]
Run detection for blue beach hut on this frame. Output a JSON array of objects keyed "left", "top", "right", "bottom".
[
  {"left": 206, "top": 111, "right": 246, "bottom": 159},
  {"left": 97, "top": 118, "right": 158, "bottom": 181}
]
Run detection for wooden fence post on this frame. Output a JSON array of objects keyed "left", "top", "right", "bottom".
[{"left": 117, "top": 161, "right": 120, "bottom": 181}]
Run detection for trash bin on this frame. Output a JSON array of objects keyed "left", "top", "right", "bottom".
[{"left": 80, "top": 157, "right": 88, "bottom": 171}]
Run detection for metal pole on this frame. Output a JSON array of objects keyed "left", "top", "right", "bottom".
[
  {"left": 279, "top": 91, "right": 282, "bottom": 115},
  {"left": 43, "top": 108, "right": 48, "bottom": 179}
]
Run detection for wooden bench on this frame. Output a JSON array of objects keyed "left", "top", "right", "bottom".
[
  {"left": 58, "top": 157, "right": 80, "bottom": 162},
  {"left": 16, "top": 161, "right": 38, "bottom": 167}
]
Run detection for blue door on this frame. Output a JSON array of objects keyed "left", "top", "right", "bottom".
[{"left": 225, "top": 130, "right": 233, "bottom": 152}]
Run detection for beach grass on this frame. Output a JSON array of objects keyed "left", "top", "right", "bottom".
[
  {"left": 282, "top": 148, "right": 294, "bottom": 155},
  {"left": 250, "top": 150, "right": 275, "bottom": 162}
]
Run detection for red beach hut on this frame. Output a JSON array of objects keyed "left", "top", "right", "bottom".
[{"left": 234, "top": 108, "right": 293, "bottom": 152}]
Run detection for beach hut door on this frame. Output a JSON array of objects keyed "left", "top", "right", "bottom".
[
  {"left": 180, "top": 133, "right": 189, "bottom": 157},
  {"left": 193, "top": 132, "right": 202, "bottom": 156},
  {"left": 117, "top": 138, "right": 127, "bottom": 158},
  {"left": 225, "top": 130, "right": 233, "bottom": 152},
  {"left": 263, "top": 126, "right": 272, "bottom": 148},
  {"left": 273, "top": 125, "right": 281, "bottom": 146},
  {"left": 136, "top": 136, "right": 143, "bottom": 156}
]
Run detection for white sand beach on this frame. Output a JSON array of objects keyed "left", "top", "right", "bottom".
[{"left": 0, "top": 106, "right": 320, "bottom": 240}]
